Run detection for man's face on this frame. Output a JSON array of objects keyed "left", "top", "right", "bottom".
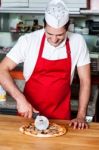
[{"left": 45, "top": 24, "right": 67, "bottom": 47}]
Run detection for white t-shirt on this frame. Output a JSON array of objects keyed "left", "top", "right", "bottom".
[{"left": 7, "top": 29, "right": 90, "bottom": 83}]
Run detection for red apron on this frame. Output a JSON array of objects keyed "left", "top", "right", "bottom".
[{"left": 24, "top": 33, "right": 71, "bottom": 119}]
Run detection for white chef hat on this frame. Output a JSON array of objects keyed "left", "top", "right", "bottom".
[{"left": 45, "top": 0, "right": 69, "bottom": 28}]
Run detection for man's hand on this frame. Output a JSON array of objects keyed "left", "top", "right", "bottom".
[
  {"left": 69, "top": 117, "right": 88, "bottom": 129},
  {"left": 17, "top": 99, "right": 39, "bottom": 118}
]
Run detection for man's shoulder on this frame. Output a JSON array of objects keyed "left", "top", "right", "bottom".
[{"left": 68, "top": 31, "right": 84, "bottom": 42}]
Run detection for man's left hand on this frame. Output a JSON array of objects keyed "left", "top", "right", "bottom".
[{"left": 69, "top": 117, "right": 88, "bottom": 129}]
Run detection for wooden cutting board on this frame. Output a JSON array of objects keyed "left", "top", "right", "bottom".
[{"left": 0, "top": 114, "right": 99, "bottom": 150}]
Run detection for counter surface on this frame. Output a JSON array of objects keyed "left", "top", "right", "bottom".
[{"left": 0, "top": 115, "right": 99, "bottom": 150}]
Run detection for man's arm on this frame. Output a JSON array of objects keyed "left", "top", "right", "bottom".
[
  {"left": 77, "top": 64, "right": 91, "bottom": 118},
  {"left": 70, "top": 64, "right": 91, "bottom": 129},
  {"left": 0, "top": 57, "right": 38, "bottom": 118}
]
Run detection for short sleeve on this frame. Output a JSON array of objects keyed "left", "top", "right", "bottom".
[
  {"left": 7, "top": 34, "right": 28, "bottom": 64},
  {"left": 77, "top": 35, "right": 90, "bottom": 67}
]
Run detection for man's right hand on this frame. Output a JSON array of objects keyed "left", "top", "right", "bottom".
[{"left": 17, "top": 98, "right": 39, "bottom": 118}]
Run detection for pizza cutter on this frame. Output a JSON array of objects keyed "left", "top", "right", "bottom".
[{"left": 33, "top": 112, "right": 49, "bottom": 131}]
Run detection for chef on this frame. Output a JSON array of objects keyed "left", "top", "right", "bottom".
[{"left": 0, "top": 0, "right": 90, "bottom": 129}]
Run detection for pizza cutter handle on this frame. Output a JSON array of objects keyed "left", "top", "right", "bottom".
[{"left": 32, "top": 112, "right": 40, "bottom": 119}]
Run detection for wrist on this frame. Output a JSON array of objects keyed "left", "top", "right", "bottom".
[
  {"left": 77, "top": 110, "right": 86, "bottom": 119},
  {"left": 12, "top": 90, "right": 25, "bottom": 103}
]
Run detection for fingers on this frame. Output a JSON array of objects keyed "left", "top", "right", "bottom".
[
  {"left": 69, "top": 118, "right": 89, "bottom": 129},
  {"left": 18, "top": 111, "right": 32, "bottom": 118},
  {"left": 33, "top": 108, "right": 39, "bottom": 113},
  {"left": 17, "top": 99, "right": 39, "bottom": 119},
  {"left": 18, "top": 107, "right": 39, "bottom": 119}
]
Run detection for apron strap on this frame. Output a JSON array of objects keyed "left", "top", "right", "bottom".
[
  {"left": 66, "top": 38, "right": 71, "bottom": 58},
  {"left": 38, "top": 33, "right": 45, "bottom": 59}
]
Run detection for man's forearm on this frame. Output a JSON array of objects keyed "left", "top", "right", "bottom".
[
  {"left": 77, "top": 79, "right": 91, "bottom": 119},
  {"left": 0, "top": 68, "right": 24, "bottom": 103}
]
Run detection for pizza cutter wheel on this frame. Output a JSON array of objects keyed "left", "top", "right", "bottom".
[{"left": 33, "top": 112, "right": 49, "bottom": 131}]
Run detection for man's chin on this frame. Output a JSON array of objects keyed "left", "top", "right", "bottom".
[
  {"left": 47, "top": 40, "right": 60, "bottom": 47},
  {"left": 50, "top": 43, "right": 59, "bottom": 47}
]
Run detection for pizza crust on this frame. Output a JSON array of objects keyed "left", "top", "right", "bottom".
[{"left": 19, "top": 122, "right": 67, "bottom": 137}]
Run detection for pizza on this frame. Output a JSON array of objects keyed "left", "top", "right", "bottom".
[{"left": 19, "top": 122, "right": 67, "bottom": 137}]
